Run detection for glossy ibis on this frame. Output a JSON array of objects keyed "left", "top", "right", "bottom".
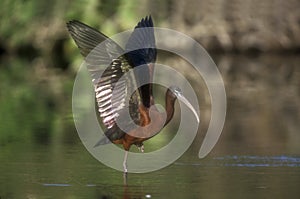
[{"left": 67, "top": 16, "right": 199, "bottom": 173}]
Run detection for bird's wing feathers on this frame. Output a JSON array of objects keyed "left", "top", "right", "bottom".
[
  {"left": 67, "top": 16, "right": 156, "bottom": 144},
  {"left": 67, "top": 20, "right": 122, "bottom": 64},
  {"left": 67, "top": 20, "right": 141, "bottom": 141},
  {"left": 125, "top": 16, "right": 157, "bottom": 108}
]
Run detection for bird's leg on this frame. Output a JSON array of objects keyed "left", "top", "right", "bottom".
[
  {"left": 123, "top": 150, "right": 128, "bottom": 173},
  {"left": 123, "top": 171, "right": 128, "bottom": 185}
]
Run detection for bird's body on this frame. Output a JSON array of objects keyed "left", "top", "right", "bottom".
[
  {"left": 111, "top": 88, "right": 176, "bottom": 151},
  {"left": 67, "top": 16, "right": 199, "bottom": 172}
]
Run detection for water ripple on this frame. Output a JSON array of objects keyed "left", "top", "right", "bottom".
[{"left": 175, "top": 155, "right": 300, "bottom": 167}]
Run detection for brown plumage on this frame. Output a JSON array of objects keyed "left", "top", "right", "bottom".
[{"left": 67, "top": 16, "right": 199, "bottom": 172}]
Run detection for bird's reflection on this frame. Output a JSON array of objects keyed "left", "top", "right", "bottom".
[{"left": 121, "top": 173, "right": 148, "bottom": 199}]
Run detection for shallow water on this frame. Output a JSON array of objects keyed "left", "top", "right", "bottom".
[
  {"left": 1, "top": 54, "right": 300, "bottom": 198},
  {"left": 1, "top": 142, "right": 300, "bottom": 198}
]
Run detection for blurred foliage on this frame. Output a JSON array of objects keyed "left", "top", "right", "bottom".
[
  {"left": 0, "top": 0, "right": 145, "bottom": 50},
  {"left": 0, "top": 0, "right": 142, "bottom": 145},
  {"left": 0, "top": 0, "right": 299, "bottom": 146},
  {"left": 0, "top": 58, "right": 52, "bottom": 144}
]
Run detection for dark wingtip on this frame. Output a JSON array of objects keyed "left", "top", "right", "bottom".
[
  {"left": 135, "top": 15, "right": 154, "bottom": 29},
  {"left": 125, "top": 14, "right": 157, "bottom": 63},
  {"left": 66, "top": 20, "right": 87, "bottom": 32},
  {"left": 66, "top": 20, "right": 83, "bottom": 36},
  {"left": 66, "top": 20, "right": 79, "bottom": 29},
  {"left": 66, "top": 20, "right": 73, "bottom": 31}
]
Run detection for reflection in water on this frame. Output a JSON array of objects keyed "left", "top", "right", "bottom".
[
  {"left": 38, "top": 154, "right": 300, "bottom": 198},
  {"left": 212, "top": 54, "right": 300, "bottom": 154},
  {"left": 0, "top": 55, "right": 300, "bottom": 198}
]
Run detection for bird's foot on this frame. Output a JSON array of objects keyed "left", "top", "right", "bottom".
[{"left": 138, "top": 144, "right": 144, "bottom": 153}]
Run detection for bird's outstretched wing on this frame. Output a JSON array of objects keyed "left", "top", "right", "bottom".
[
  {"left": 67, "top": 20, "right": 123, "bottom": 66},
  {"left": 125, "top": 16, "right": 157, "bottom": 108},
  {"left": 67, "top": 20, "right": 141, "bottom": 143}
]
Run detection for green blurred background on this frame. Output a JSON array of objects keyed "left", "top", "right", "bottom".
[{"left": 1, "top": 0, "right": 300, "bottom": 198}]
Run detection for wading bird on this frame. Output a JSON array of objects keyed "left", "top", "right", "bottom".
[{"left": 67, "top": 16, "right": 199, "bottom": 173}]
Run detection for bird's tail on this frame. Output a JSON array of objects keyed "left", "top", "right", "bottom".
[
  {"left": 94, "top": 126, "right": 125, "bottom": 147},
  {"left": 94, "top": 136, "right": 111, "bottom": 147}
]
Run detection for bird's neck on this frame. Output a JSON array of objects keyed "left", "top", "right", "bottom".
[{"left": 164, "top": 90, "right": 176, "bottom": 126}]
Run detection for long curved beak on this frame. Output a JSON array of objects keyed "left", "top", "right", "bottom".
[{"left": 177, "top": 94, "right": 200, "bottom": 123}]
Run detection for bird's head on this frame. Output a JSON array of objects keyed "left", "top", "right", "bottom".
[{"left": 168, "top": 86, "right": 199, "bottom": 123}]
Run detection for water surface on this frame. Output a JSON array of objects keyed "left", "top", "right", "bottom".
[{"left": 1, "top": 54, "right": 300, "bottom": 198}]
